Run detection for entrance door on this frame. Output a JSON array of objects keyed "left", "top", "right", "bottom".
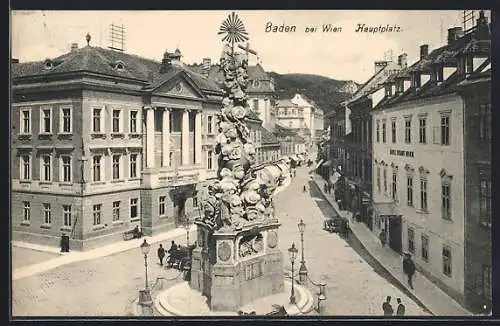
[
  {"left": 175, "top": 196, "right": 186, "bottom": 226},
  {"left": 388, "top": 216, "right": 402, "bottom": 254}
]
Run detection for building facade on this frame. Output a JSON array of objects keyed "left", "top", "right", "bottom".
[
  {"left": 12, "top": 43, "right": 223, "bottom": 250},
  {"left": 456, "top": 13, "right": 492, "bottom": 313},
  {"left": 272, "top": 123, "right": 307, "bottom": 157},
  {"left": 328, "top": 57, "right": 404, "bottom": 228},
  {"left": 275, "top": 93, "right": 323, "bottom": 153},
  {"left": 190, "top": 60, "right": 277, "bottom": 129},
  {"left": 371, "top": 14, "right": 491, "bottom": 307}
]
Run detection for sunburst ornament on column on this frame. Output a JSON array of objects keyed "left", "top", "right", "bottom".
[{"left": 218, "top": 12, "right": 249, "bottom": 47}]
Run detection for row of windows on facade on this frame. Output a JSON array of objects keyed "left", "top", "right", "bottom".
[
  {"left": 21, "top": 199, "right": 140, "bottom": 227},
  {"left": 19, "top": 153, "right": 140, "bottom": 182},
  {"left": 375, "top": 114, "right": 452, "bottom": 146},
  {"left": 19, "top": 107, "right": 220, "bottom": 136},
  {"left": 331, "top": 104, "right": 491, "bottom": 144},
  {"left": 375, "top": 166, "right": 491, "bottom": 226},
  {"left": 21, "top": 195, "right": 201, "bottom": 228},
  {"left": 345, "top": 155, "right": 372, "bottom": 184},
  {"left": 19, "top": 149, "right": 281, "bottom": 182},
  {"left": 403, "top": 226, "right": 491, "bottom": 301},
  {"left": 277, "top": 108, "right": 304, "bottom": 117}
]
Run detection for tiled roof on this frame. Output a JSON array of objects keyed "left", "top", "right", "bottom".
[
  {"left": 13, "top": 46, "right": 222, "bottom": 93},
  {"left": 258, "top": 125, "right": 279, "bottom": 144},
  {"left": 375, "top": 24, "right": 490, "bottom": 109},
  {"left": 346, "top": 61, "right": 401, "bottom": 105},
  {"left": 187, "top": 62, "right": 274, "bottom": 94},
  {"left": 245, "top": 109, "right": 262, "bottom": 122},
  {"left": 276, "top": 99, "right": 297, "bottom": 107},
  {"left": 248, "top": 64, "right": 271, "bottom": 81}
]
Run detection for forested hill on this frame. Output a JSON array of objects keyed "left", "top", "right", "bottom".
[{"left": 269, "top": 72, "right": 360, "bottom": 114}]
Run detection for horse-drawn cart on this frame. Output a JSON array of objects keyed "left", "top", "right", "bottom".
[{"left": 166, "top": 244, "right": 196, "bottom": 278}]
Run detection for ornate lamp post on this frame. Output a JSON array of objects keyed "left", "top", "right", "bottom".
[
  {"left": 138, "top": 239, "right": 153, "bottom": 315},
  {"left": 297, "top": 219, "right": 308, "bottom": 283},
  {"left": 288, "top": 243, "right": 298, "bottom": 304}
]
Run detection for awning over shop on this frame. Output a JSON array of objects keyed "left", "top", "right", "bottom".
[
  {"left": 322, "top": 160, "right": 332, "bottom": 167},
  {"left": 372, "top": 202, "right": 401, "bottom": 217},
  {"left": 329, "top": 171, "right": 341, "bottom": 185},
  {"left": 314, "top": 159, "right": 325, "bottom": 170},
  {"left": 297, "top": 154, "right": 304, "bottom": 160},
  {"left": 290, "top": 155, "right": 299, "bottom": 161}
]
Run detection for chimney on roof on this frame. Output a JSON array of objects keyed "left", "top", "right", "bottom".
[
  {"left": 71, "top": 43, "right": 78, "bottom": 52},
  {"left": 420, "top": 44, "right": 429, "bottom": 59},
  {"left": 202, "top": 58, "right": 211, "bottom": 78},
  {"left": 397, "top": 53, "right": 408, "bottom": 68},
  {"left": 374, "top": 60, "right": 388, "bottom": 74},
  {"left": 447, "top": 27, "right": 464, "bottom": 44}
]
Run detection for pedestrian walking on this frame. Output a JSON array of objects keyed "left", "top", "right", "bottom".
[
  {"left": 396, "top": 298, "right": 405, "bottom": 316},
  {"left": 379, "top": 229, "right": 387, "bottom": 247},
  {"left": 324, "top": 183, "right": 328, "bottom": 193},
  {"left": 303, "top": 184, "right": 308, "bottom": 193},
  {"left": 403, "top": 253, "right": 416, "bottom": 289},
  {"left": 157, "top": 244, "right": 165, "bottom": 266},
  {"left": 382, "top": 296, "right": 394, "bottom": 316}
]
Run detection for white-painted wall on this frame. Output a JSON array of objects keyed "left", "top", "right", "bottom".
[{"left": 372, "top": 94, "right": 465, "bottom": 296}]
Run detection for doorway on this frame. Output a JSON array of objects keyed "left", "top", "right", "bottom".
[
  {"left": 175, "top": 195, "right": 187, "bottom": 226},
  {"left": 388, "top": 216, "right": 402, "bottom": 254}
]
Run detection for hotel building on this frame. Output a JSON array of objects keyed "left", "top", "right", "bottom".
[{"left": 371, "top": 13, "right": 491, "bottom": 308}]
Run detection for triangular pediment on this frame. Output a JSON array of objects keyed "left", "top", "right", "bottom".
[{"left": 151, "top": 73, "right": 205, "bottom": 99}]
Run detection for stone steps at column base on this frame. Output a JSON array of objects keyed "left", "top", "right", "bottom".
[{"left": 148, "top": 279, "right": 314, "bottom": 316}]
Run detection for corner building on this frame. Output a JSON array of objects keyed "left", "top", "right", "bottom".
[{"left": 12, "top": 44, "right": 223, "bottom": 250}]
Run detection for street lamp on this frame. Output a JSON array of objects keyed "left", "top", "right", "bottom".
[
  {"left": 138, "top": 239, "right": 153, "bottom": 316},
  {"left": 288, "top": 243, "right": 298, "bottom": 304},
  {"left": 297, "top": 219, "right": 308, "bottom": 283}
]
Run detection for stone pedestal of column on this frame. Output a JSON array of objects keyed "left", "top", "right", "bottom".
[{"left": 190, "top": 220, "right": 284, "bottom": 312}]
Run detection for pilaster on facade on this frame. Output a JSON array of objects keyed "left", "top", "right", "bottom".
[
  {"left": 144, "top": 106, "right": 155, "bottom": 169},
  {"left": 195, "top": 110, "right": 202, "bottom": 165},
  {"left": 162, "top": 108, "right": 170, "bottom": 167},
  {"left": 182, "top": 109, "right": 190, "bottom": 166}
]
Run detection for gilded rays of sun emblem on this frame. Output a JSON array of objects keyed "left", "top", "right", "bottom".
[{"left": 218, "top": 12, "right": 249, "bottom": 45}]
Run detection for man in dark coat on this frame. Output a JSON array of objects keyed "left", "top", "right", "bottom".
[
  {"left": 396, "top": 298, "right": 405, "bottom": 316},
  {"left": 157, "top": 244, "right": 165, "bottom": 266},
  {"left": 168, "top": 241, "right": 177, "bottom": 254},
  {"left": 403, "top": 253, "right": 416, "bottom": 289},
  {"left": 382, "top": 296, "right": 393, "bottom": 316}
]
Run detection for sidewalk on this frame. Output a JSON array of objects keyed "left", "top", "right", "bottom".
[
  {"left": 311, "top": 174, "right": 472, "bottom": 316},
  {"left": 12, "top": 225, "right": 196, "bottom": 281}
]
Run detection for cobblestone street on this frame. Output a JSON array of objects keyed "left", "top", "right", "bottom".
[
  {"left": 274, "top": 167, "right": 430, "bottom": 316},
  {"left": 13, "top": 166, "right": 429, "bottom": 317},
  {"left": 12, "top": 232, "right": 191, "bottom": 316}
]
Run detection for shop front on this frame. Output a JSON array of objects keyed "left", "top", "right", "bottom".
[{"left": 372, "top": 202, "right": 402, "bottom": 254}]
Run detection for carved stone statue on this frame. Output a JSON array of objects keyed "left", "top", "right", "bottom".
[{"left": 197, "top": 30, "right": 288, "bottom": 233}]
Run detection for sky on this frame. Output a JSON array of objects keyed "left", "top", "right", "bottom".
[{"left": 11, "top": 10, "right": 489, "bottom": 84}]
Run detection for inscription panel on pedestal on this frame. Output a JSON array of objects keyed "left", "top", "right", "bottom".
[
  {"left": 267, "top": 230, "right": 278, "bottom": 248},
  {"left": 217, "top": 241, "right": 232, "bottom": 262}
]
